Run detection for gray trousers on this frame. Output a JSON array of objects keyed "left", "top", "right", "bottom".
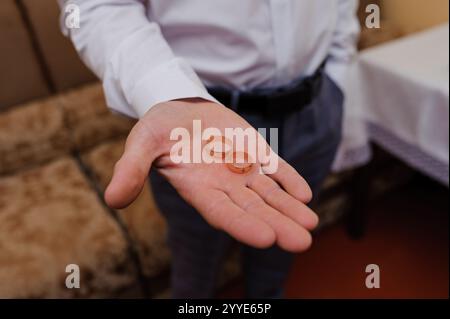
[{"left": 150, "top": 74, "right": 344, "bottom": 298}]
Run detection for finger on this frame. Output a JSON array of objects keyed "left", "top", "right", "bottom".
[
  {"left": 247, "top": 174, "right": 319, "bottom": 230},
  {"left": 263, "top": 157, "right": 313, "bottom": 203},
  {"left": 191, "top": 189, "right": 276, "bottom": 249},
  {"left": 227, "top": 187, "right": 313, "bottom": 252},
  {"left": 105, "top": 121, "right": 160, "bottom": 209}
]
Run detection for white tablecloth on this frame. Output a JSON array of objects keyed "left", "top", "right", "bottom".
[{"left": 334, "top": 23, "right": 449, "bottom": 186}]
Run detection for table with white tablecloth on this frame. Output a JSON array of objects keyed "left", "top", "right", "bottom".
[{"left": 334, "top": 23, "right": 449, "bottom": 186}]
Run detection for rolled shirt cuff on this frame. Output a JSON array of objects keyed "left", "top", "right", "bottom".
[{"left": 130, "top": 58, "right": 219, "bottom": 117}]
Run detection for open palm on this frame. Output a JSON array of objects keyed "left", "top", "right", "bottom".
[{"left": 105, "top": 99, "right": 318, "bottom": 252}]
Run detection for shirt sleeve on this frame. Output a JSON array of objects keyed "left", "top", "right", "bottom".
[
  {"left": 58, "top": 0, "right": 218, "bottom": 118},
  {"left": 325, "top": 0, "right": 360, "bottom": 92}
]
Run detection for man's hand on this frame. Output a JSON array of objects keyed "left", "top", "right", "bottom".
[{"left": 105, "top": 99, "right": 318, "bottom": 252}]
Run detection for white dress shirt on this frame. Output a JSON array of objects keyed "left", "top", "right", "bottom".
[{"left": 59, "top": 0, "right": 359, "bottom": 118}]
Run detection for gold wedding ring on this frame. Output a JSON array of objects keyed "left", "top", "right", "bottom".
[
  {"left": 205, "top": 135, "right": 254, "bottom": 174},
  {"left": 205, "top": 135, "right": 232, "bottom": 159},
  {"left": 226, "top": 151, "right": 254, "bottom": 174}
]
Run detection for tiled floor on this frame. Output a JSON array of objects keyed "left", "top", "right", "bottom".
[{"left": 220, "top": 176, "right": 449, "bottom": 299}]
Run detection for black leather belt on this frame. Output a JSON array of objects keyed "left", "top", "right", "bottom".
[{"left": 207, "top": 61, "right": 326, "bottom": 116}]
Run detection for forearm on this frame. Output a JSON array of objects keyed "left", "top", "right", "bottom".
[{"left": 58, "top": 0, "right": 216, "bottom": 118}]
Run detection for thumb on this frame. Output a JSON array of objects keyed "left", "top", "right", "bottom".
[{"left": 105, "top": 120, "right": 162, "bottom": 209}]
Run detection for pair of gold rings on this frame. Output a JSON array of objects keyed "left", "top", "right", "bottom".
[{"left": 205, "top": 135, "right": 254, "bottom": 174}]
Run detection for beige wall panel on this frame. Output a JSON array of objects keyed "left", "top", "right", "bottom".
[{"left": 383, "top": 0, "right": 449, "bottom": 34}]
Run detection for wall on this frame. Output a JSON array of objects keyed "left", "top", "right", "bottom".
[{"left": 383, "top": 0, "right": 449, "bottom": 34}]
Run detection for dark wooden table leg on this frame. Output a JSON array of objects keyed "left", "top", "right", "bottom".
[{"left": 346, "top": 162, "right": 372, "bottom": 239}]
